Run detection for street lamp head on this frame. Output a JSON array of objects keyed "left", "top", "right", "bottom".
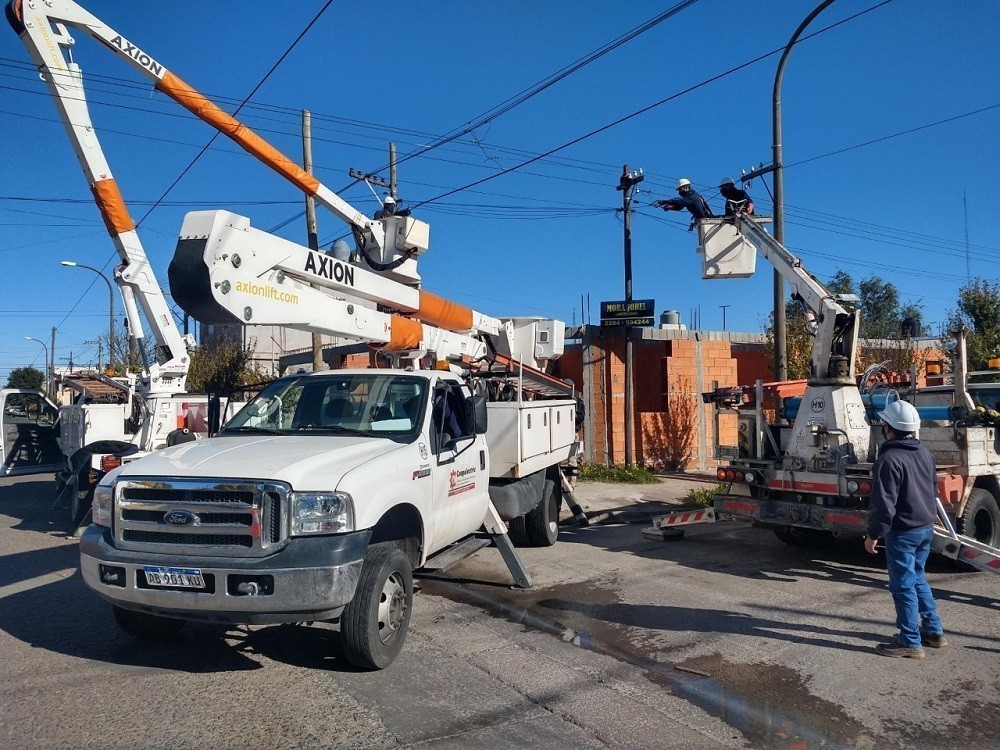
[{"left": 60, "top": 260, "right": 77, "bottom": 267}]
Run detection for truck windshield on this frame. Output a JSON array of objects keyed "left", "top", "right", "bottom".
[{"left": 221, "top": 373, "right": 426, "bottom": 440}]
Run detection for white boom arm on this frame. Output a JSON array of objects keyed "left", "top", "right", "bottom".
[
  {"left": 8, "top": 0, "right": 194, "bottom": 393},
  {"left": 170, "top": 211, "right": 504, "bottom": 365},
  {"left": 726, "top": 214, "right": 859, "bottom": 383}
]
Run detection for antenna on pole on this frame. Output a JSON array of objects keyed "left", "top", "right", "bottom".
[{"left": 963, "top": 188, "right": 970, "bottom": 283}]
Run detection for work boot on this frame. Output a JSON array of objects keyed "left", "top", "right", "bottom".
[
  {"left": 921, "top": 631, "right": 948, "bottom": 649},
  {"left": 875, "top": 636, "right": 925, "bottom": 659}
]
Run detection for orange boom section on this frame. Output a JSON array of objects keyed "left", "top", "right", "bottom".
[
  {"left": 155, "top": 71, "right": 319, "bottom": 196},
  {"left": 415, "top": 290, "right": 474, "bottom": 333},
  {"left": 90, "top": 178, "right": 135, "bottom": 235},
  {"left": 386, "top": 316, "right": 424, "bottom": 351}
]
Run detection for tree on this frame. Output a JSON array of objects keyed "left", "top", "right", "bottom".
[
  {"left": 858, "top": 277, "right": 901, "bottom": 340},
  {"left": 6, "top": 366, "right": 44, "bottom": 391},
  {"left": 186, "top": 334, "right": 265, "bottom": 394},
  {"left": 827, "top": 270, "right": 855, "bottom": 297},
  {"left": 948, "top": 279, "right": 1000, "bottom": 371}
]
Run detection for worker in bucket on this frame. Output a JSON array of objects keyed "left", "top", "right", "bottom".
[
  {"left": 865, "top": 399, "right": 946, "bottom": 659},
  {"left": 718, "top": 178, "right": 754, "bottom": 216},
  {"left": 654, "top": 178, "right": 714, "bottom": 228}
]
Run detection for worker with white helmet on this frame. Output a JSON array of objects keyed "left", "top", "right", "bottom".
[
  {"left": 654, "top": 178, "right": 714, "bottom": 228},
  {"left": 718, "top": 177, "right": 755, "bottom": 217},
  {"left": 866, "top": 399, "right": 946, "bottom": 659}
]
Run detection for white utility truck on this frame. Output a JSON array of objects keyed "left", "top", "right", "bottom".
[
  {"left": 660, "top": 209, "right": 1000, "bottom": 574},
  {"left": 8, "top": 0, "right": 580, "bottom": 668}
]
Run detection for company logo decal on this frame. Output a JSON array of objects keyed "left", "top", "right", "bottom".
[
  {"left": 448, "top": 467, "right": 476, "bottom": 497},
  {"left": 305, "top": 252, "right": 356, "bottom": 287},
  {"left": 108, "top": 35, "right": 163, "bottom": 76},
  {"left": 163, "top": 510, "right": 197, "bottom": 526},
  {"left": 235, "top": 281, "right": 299, "bottom": 304}
]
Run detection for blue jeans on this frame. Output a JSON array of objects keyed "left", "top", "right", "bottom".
[{"left": 885, "top": 527, "right": 943, "bottom": 648}]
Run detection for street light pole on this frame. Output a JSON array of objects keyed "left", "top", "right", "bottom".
[
  {"left": 772, "top": 0, "right": 837, "bottom": 381},
  {"left": 720, "top": 305, "right": 730, "bottom": 331},
  {"left": 24, "top": 336, "right": 49, "bottom": 395},
  {"left": 616, "top": 164, "right": 644, "bottom": 466},
  {"left": 61, "top": 260, "right": 115, "bottom": 372}
]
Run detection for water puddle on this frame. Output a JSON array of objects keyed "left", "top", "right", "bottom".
[{"left": 419, "top": 578, "right": 877, "bottom": 750}]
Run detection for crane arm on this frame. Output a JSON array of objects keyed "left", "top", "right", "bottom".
[{"left": 703, "top": 214, "right": 859, "bottom": 383}]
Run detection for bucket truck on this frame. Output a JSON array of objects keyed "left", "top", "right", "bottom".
[
  {"left": 669, "top": 211, "right": 1000, "bottom": 574},
  {"left": 8, "top": 0, "right": 581, "bottom": 668}
]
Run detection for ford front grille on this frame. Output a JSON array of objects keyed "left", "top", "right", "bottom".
[{"left": 113, "top": 478, "right": 289, "bottom": 557}]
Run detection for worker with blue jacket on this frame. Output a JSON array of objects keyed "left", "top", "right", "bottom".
[
  {"left": 865, "top": 400, "right": 946, "bottom": 659},
  {"left": 655, "top": 178, "right": 714, "bottom": 227}
]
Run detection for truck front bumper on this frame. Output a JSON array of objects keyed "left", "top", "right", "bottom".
[{"left": 79, "top": 525, "right": 372, "bottom": 625}]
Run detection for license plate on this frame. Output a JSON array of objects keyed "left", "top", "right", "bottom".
[
  {"left": 715, "top": 445, "right": 740, "bottom": 460},
  {"left": 143, "top": 566, "right": 204, "bottom": 589}
]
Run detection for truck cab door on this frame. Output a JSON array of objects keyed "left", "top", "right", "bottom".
[
  {"left": 428, "top": 381, "right": 490, "bottom": 551},
  {"left": 1, "top": 389, "right": 63, "bottom": 476}
]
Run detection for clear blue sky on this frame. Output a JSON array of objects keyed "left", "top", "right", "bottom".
[{"left": 2, "top": 0, "right": 998, "bottom": 381}]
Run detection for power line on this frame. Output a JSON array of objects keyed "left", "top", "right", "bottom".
[
  {"left": 785, "top": 102, "right": 1000, "bottom": 169},
  {"left": 404, "top": 1, "right": 897, "bottom": 212}
]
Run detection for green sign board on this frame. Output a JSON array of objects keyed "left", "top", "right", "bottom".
[{"left": 600, "top": 299, "right": 655, "bottom": 327}]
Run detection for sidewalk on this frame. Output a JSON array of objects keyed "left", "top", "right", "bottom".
[{"left": 564, "top": 473, "right": 723, "bottom": 524}]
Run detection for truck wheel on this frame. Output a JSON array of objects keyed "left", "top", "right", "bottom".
[
  {"left": 341, "top": 546, "right": 413, "bottom": 670},
  {"left": 959, "top": 488, "right": 1000, "bottom": 547},
  {"left": 112, "top": 605, "right": 186, "bottom": 641},
  {"left": 524, "top": 479, "right": 559, "bottom": 547},
  {"left": 507, "top": 515, "right": 529, "bottom": 547}
]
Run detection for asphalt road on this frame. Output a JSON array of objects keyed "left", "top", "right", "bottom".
[{"left": 1, "top": 474, "right": 997, "bottom": 750}]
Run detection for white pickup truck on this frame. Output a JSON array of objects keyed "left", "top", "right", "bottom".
[{"left": 81, "top": 367, "right": 576, "bottom": 669}]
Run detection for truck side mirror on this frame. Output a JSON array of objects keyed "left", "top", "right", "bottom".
[{"left": 466, "top": 394, "right": 488, "bottom": 435}]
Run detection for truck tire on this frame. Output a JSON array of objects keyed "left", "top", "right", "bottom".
[
  {"left": 524, "top": 479, "right": 559, "bottom": 547},
  {"left": 112, "top": 605, "right": 186, "bottom": 641},
  {"left": 958, "top": 488, "right": 1000, "bottom": 547},
  {"left": 341, "top": 546, "right": 413, "bottom": 670},
  {"left": 507, "top": 514, "right": 529, "bottom": 546}
]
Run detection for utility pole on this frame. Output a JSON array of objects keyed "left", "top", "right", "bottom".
[
  {"left": 50, "top": 326, "right": 56, "bottom": 399},
  {"left": 616, "top": 164, "right": 643, "bottom": 466},
  {"left": 720, "top": 304, "right": 730, "bottom": 331},
  {"left": 303, "top": 109, "right": 324, "bottom": 373}
]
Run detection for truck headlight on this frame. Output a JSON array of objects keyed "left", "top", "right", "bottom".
[
  {"left": 92, "top": 484, "right": 114, "bottom": 527},
  {"left": 290, "top": 491, "right": 354, "bottom": 535}
]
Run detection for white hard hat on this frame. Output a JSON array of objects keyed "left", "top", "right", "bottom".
[
  {"left": 878, "top": 400, "right": 921, "bottom": 433},
  {"left": 719, "top": 177, "right": 735, "bottom": 187},
  {"left": 676, "top": 178, "right": 691, "bottom": 189},
  {"left": 383, "top": 195, "right": 396, "bottom": 204}
]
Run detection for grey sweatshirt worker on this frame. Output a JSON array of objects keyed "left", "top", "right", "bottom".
[{"left": 867, "top": 437, "right": 938, "bottom": 539}]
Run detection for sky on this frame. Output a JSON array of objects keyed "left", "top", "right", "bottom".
[{"left": 1, "top": 0, "right": 998, "bottom": 382}]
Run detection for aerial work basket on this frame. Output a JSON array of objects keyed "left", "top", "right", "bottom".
[{"left": 696, "top": 217, "right": 772, "bottom": 279}]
